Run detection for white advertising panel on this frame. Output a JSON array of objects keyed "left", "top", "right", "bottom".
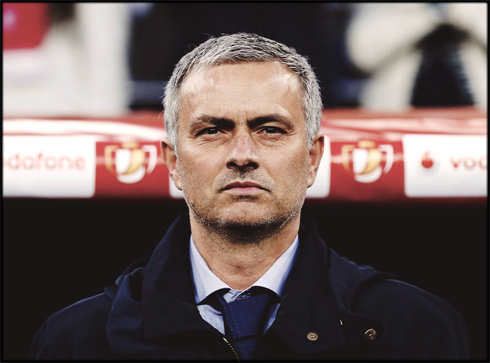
[
  {"left": 403, "top": 135, "right": 487, "bottom": 197},
  {"left": 3, "top": 136, "right": 96, "bottom": 197}
]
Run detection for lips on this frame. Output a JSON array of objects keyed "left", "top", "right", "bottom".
[{"left": 222, "top": 181, "right": 266, "bottom": 191}]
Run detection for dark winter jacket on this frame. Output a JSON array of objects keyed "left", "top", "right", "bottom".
[{"left": 31, "top": 213, "right": 470, "bottom": 360}]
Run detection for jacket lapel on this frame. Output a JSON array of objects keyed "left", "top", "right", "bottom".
[
  {"left": 267, "top": 219, "right": 387, "bottom": 356},
  {"left": 267, "top": 219, "right": 348, "bottom": 355},
  {"left": 141, "top": 214, "right": 218, "bottom": 339}
]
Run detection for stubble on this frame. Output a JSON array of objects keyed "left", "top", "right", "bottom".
[{"left": 178, "top": 161, "right": 309, "bottom": 245}]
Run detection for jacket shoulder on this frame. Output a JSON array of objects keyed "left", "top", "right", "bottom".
[
  {"left": 327, "top": 248, "right": 393, "bottom": 309},
  {"left": 31, "top": 292, "right": 113, "bottom": 359},
  {"left": 327, "top": 250, "right": 466, "bottom": 341},
  {"left": 354, "top": 278, "right": 470, "bottom": 359},
  {"left": 325, "top": 249, "right": 469, "bottom": 359},
  {"left": 355, "top": 278, "right": 464, "bottom": 329}
]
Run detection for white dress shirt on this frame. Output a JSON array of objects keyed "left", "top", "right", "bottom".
[{"left": 189, "top": 234, "right": 299, "bottom": 335}]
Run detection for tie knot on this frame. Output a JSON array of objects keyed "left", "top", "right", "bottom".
[
  {"left": 202, "top": 286, "right": 277, "bottom": 311},
  {"left": 234, "top": 286, "right": 274, "bottom": 301},
  {"left": 207, "top": 287, "right": 278, "bottom": 360}
]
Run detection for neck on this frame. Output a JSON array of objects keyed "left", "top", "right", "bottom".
[{"left": 190, "top": 212, "right": 301, "bottom": 291}]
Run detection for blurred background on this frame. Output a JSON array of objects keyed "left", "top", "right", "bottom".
[
  {"left": 3, "top": 2, "right": 487, "bottom": 116},
  {"left": 2, "top": 2, "right": 487, "bottom": 361}
]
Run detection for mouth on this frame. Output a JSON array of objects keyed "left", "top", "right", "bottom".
[{"left": 222, "top": 181, "right": 267, "bottom": 194}]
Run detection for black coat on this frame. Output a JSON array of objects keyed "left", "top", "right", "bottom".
[{"left": 31, "top": 214, "right": 470, "bottom": 360}]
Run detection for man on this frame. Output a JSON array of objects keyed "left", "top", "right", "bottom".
[{"left": 31, "top": 33, "right": 470, "bottom": 360}]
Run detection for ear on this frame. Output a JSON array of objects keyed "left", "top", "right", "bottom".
[
  {"left": 307, "top": 131, "right": 325, "bottom": 188},
  {"left": 161, "top": 137, "right": 182, "bottom": 190}
]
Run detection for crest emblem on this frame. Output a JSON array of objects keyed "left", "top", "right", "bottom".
[
  {"left": 104, "top": 142, "right": 157, "bottom": 184},
  {"left": 341, "top": 140, "right": 393, "bottom": 183}
]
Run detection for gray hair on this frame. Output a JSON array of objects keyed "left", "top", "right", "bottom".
[{"left": 163, "top": 33, "right": 322, "bottom": 153}]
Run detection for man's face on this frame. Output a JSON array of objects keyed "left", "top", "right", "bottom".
[{"left": 163, "top": 61, "right": 323, "bottom": 233}]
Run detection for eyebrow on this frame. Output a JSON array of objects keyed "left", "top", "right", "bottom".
[
  {"left": 191, "top": 115, "right": 234, "bottom": 127},
  {"left": 190, "top": 114, "right": 294, "bottom": 130},
  {"left": 248, "top": 114, "right": 294, "bottom": 129}
]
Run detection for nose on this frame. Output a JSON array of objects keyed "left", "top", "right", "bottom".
[{"left": 226, "top": 131, "right": 259, "bottom": 172}]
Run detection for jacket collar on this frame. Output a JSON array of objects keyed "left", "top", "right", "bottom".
[
  {"left": 139, "top": 214, "right": 384, "bottom": 354},
  {"left": 141, "top": 214, "right": 218, "bottom": 338},
  {"left": 266, "top": 218, "right": 346, "bottom": 354}
]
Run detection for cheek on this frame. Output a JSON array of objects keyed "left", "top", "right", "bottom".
[
  {"left": 268, "top": 151, "right": 310, "bottom": 188},
  {"left": 178, "top": 152, "right": 222, "bottom": 185}
]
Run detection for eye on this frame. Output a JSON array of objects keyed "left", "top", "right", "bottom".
[
  {"left": 199, "top": 127, "right": 220, "bottom": 135},
  {"left": 262, "top": 126, "right": 285, "bottom": 134}
]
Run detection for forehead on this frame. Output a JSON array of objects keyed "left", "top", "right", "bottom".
[{"left": 178, "top": 61, "right": 304, "bottom": 123}]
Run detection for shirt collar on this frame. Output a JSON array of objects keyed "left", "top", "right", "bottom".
[{"left": 190, "top": 234, "right": 299, "bottom": 304}]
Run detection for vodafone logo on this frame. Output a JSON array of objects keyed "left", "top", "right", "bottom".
[
  {"left": 420, "top": 152, "right": 487, "bottom": 171},
  {"left": 450, "top": 156, "right": 487, "bottom": 170},
  {"left": 403, "top": 135, "right": 487, "bottom": 197},
  {"left": 104, "top": 142, "right": 157, "bottom": 184},
  {"left": 3, "top": 135, "right": 96, "bottom": 198},
  {"left": 421, "top": 152, "right": 434, "bottom": 169},
  {"left": 3, "top": 153, "right": 85, "bottom": 171}
]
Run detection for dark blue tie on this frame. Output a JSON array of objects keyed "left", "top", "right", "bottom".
[{"left": 213, "top": 287, "right": 276, "bottom": 360}]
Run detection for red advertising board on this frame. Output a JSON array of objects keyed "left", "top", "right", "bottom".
[
  {"left": 329, "top": 140, "right": 405, "bottom": 202},
  {"left": 95, "top": 141, "right": 169, "bottom": 199},
  {"left": 3, "top": 108, "right": 487, "bottom": 203}
]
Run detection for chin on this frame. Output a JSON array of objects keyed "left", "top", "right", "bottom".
[
  {"left": 219, "top": 204, "right": 275, "bottom": 225},
  {"left": 199, "top": 203, "right": 298, "bottom": 241}
]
